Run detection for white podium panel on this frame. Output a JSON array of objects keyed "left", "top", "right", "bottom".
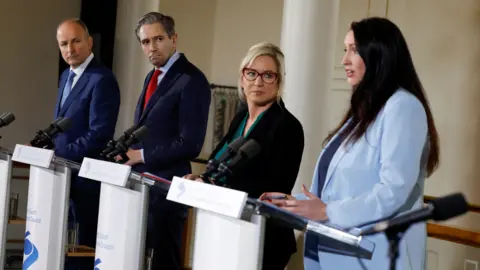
[
  {"left": 94, "top": 182, "right": 148, "bottom": 270},
  {"left": 193, "top": 209, "right": 266, "bottom": 270},
  {"left": 0, "top": 153, "right": 12, "bottom": 270},
  {"left": 23, "top": 165, "right": 70, "bottom": 270}
]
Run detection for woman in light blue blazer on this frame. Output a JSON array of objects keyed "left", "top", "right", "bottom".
[{"left": 261, "top": 17, "right": 440, "bottom": 270}]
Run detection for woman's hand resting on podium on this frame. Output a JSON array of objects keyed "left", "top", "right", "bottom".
[{"left": 260, "top": 184, "right": 328, "bottom": 221}]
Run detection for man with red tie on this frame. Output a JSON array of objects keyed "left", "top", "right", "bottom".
[{"left": 117, "top": 12, "right": 211, "bottom": 270}]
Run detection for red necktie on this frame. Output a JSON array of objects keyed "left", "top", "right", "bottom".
[{"left": 143, "top": 69, "right": 162, "bottom": 110}]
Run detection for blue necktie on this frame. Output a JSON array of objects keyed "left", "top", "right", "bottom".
[{"left": 61, "top": 70, "right": 76, "bottom": 107}]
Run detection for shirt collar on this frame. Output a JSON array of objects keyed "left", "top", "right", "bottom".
[
  {"left": 71, "top": 53, "right": 94, "bottom": 76},
  {"left": 157, "top": 51, "right": 180, "bottom": 73}
]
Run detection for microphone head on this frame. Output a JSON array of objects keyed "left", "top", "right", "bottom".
[
  {"left": 56, "top": 117, "right": 72, "bottom": 132},
  {"left": 131, "top": 126, "right": 148, "bottom": 141},
  {"left": 431, "top": 193, "right": 468, "bottom": 221},
  {"left": 227, "top": 137, "right": 246, "bottom": 151},
  {"left": 116, "top": 124, "right": 139, "bottom": 142},
  {"left": 0, "top": 112, "right": 15, "bottom": 126},
  {"left": 213, "top": 139, "right": 261, "bottom": 180},
  {"left": 214, "top": 137, "right": 247, "bottom": 165},
  {"left": 238, "top": 139, "right": 261, "bottom": 158},
  {"left": 124, "top": 125, "right": 138, "bottom": 135},
  {"left": 52, "top": 117, "right": 64, "bottom": 124}
]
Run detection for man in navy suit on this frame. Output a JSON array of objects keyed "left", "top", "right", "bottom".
[
  {"left": 54, "top": 19, "right": 120, "bottom": 269},
  {"left": 117, "top": 12, "right": 210, "bottom": 270}
]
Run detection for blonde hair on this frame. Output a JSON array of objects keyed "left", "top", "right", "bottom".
[{"left": 237, "top": 42, "right": 285, "bottom": 102}]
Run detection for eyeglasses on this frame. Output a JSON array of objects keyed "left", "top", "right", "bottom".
[{"left": 242, "top": 68, "right": 278, "bottom": 84}]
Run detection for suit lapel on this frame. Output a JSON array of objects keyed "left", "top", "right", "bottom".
[
  {"left": 134, "top": 71, "right": 153, "bottom": 124},
  {"left": 322, "top": 120, "right": 353, "bottom": 195},
  {"left": 58, "top": 74, "right": 90, "bottom": 117},
  {"left": 322, "top": 136, "right": 348, "bottom": 194},
  {"left": 243, "top": 102, "right": 283, "bottom": 143},
  {"left": 55, "top": 73, "right": 68, "bottom": 118},
  {"left": 138, "top": 56, "right": 186, "bottom": 124}
]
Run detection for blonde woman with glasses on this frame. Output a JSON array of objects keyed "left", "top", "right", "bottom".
[{"left": 186, "top": 42, "right": 305, "bottom": 269}]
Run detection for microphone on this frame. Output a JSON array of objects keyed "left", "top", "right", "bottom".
[
  {"left": 30, "top": 117, "right": 72, "bottom": 149},
  {"left": 202, "top": 137, "right": 246, "bottom": 178},
  {"left": 105, "top": 126, "right": 148, "bottom": 162},
  {"left": 360, "top": 193, "right": 468, "bottom": 236},
  {"left": 211, "top": 139, "right": 261, "bottom": 183},
  {"left": 122, "top": 125, "right": 148, "bottom": 147},
  {"left": 0, "top": 112, "right": 15, "bottom": 128},
  {"left": 100, "top": 125, "right": 138, "bottom": 159},
  {"left": 44, "top": 118, "right": 70, "bottom": 135}
]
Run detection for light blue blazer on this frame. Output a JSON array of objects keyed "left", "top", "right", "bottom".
[{"left": 301, "top": 89, "right": 430, "bottom": 270}]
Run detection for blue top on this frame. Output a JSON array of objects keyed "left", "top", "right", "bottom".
[
  {"left": 304, "top": 133, "right": 346, "bottom": 260},
  {"left": 316, "top": 134, "right": 346, "bottom": 197}
]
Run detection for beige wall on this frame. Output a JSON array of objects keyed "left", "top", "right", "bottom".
[
  {"left": 0, "top": 0, "right": 81, "bottom": 248},
  {"left": 0, "top": 0, "right": 80, "bottom": 148},
  {"left": 397, "top": 0, "right": 480, "bottom": 214},
  {"left": 159, "top": 0, "right": 217, "bottom": 79},
  {"left": 210, "top": 0, "right": 284, "bottom": 85},
  {"left": 391, "top": 0, "right": 480, "bottom": 268}
]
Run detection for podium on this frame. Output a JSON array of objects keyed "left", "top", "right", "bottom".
[
  {"left": 8, "top": 146, "right": 161, "bottom": 270},
  {"left": 11, "top": 145, "right": 77, "bottom": 270},
  {"left": 166, "top": 177, "right": 376, "bottom": 270},
  {"left": 92, "top": 181, "right": 148, "bottom": 270},
  {"left": 193, "top": 208, "right": 266, "bottom": 270},
  {"left": 0, "top": 148, "right": 13, "bottom": 270},
  {"left": 76, "top": 157, "right": 374, "bottom": 270},
  {"left": 77, "top": 158, "right": 171, "bottom": 270}
]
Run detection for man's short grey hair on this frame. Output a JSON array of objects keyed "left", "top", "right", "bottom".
[
  {"left": 135, "top": 12, "right": 175, "bottom": 40},
  {"left": 57, "top": 18, "right": 90, "bottom": 37}
]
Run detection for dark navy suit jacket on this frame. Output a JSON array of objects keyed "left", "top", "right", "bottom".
[
  {"left": 54, "top": 57, "right": 121, "bottom": 181},
  {"left": 132, "top": 53, "right": 211, "bottom": 188}
]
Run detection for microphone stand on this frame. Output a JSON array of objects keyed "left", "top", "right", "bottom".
[{"left": 384, "top": 225, "right": 409, "bottom": 270}]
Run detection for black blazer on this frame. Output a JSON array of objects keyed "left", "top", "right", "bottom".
[{"left": 210, "top": 99, "right": 305, "bottom": 263}]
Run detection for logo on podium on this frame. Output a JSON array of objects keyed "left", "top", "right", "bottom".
[
  {"left": 94, "top": 258, "right": 102, "bottom": 270},
  {"left": 177, "top": 182, "right": 186, "bottom": 199},
  {"left": 23, "top": 231, "right": 39, "bottom": 269}
]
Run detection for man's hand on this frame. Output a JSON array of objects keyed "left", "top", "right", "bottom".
[{"left": 116, "top": 149, "right": 144, "bottom": 166}]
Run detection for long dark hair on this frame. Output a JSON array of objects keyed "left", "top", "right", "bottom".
[{"left": 325, "top": 17, "right": 439, "bottom": 177}]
